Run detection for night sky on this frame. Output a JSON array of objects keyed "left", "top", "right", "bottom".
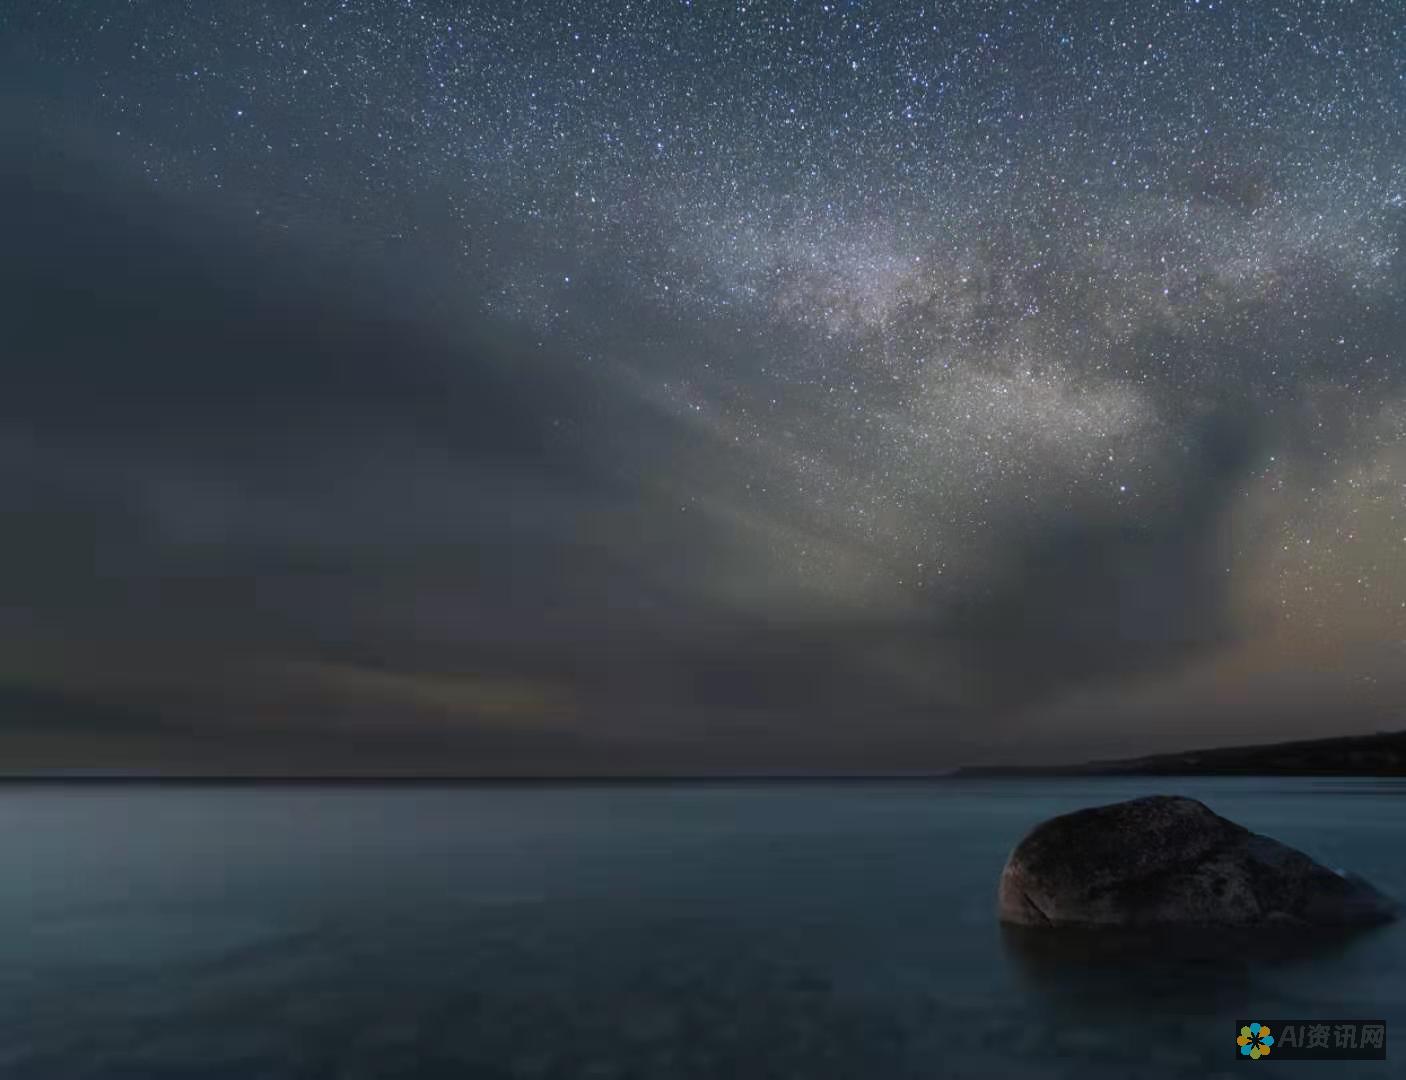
[{"left": 3, "top": 1, "right": 1404, "bottom": 774}]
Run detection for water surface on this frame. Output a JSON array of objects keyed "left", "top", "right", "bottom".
[{"left": 2, "top": 778, "right": 1401, "bottom": 1078}]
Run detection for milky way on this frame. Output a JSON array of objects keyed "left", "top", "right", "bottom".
[{"left": 3, "top": 1, "right": 1405, "bottom": 772}]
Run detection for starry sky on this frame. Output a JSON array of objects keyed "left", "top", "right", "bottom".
[{"left": 2, "top": 0, "right": 1405, "bottom": 774}]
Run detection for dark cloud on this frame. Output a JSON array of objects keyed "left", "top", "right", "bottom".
[
  {"left": 1, "top": 136, "right": 565, "bottom": 475},
  {"left": 939, "top": 412, "right": 1255, "bottom": 710},
  {"left": 0, "top": 683, "right": 183, "bottom": 736}
]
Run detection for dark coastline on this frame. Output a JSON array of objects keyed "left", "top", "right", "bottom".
[{"left": 953, "top": 729, "right": 1406, "bottom": 778}]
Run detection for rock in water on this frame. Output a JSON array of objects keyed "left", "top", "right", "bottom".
[{"left": 998, "top": 795, "right": 1398, "bottom": 928}]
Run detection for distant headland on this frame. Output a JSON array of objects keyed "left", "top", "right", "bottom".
[{"left": 955, "top": 729, "right": 1406, "bottom": 778}]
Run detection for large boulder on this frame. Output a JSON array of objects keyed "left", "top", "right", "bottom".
[{"left": 998, "top": 795, "right": 1398, "bottom": 928}]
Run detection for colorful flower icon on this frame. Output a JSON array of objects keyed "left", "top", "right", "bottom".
[{"left": 1238, "top": 1022, "right": 1275, "bottom": 1059}]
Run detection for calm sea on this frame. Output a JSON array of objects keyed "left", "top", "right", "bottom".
[{"left": 1, "top": 778, "right": 1401, "bottom": 1078}]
